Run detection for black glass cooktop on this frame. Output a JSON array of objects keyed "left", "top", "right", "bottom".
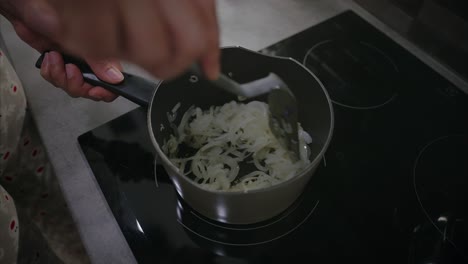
[{"left": 78, "top": 10, "right": 468, "bottom": 264}]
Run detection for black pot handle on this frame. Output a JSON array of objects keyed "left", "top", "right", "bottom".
[{"left": 35, "top": 53, "right": 156, "bottom": 108}]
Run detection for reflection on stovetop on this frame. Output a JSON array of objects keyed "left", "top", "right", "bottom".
[
  {"left": 302, "top": 39, "right": 399, "bottom": 109},
  {"left": 410, "top": 135, "right": 468, "bottom": 263},
  {"left": 78, "top": 10, "right": 468, "bottom": 264},
  {"left": 174, "top": 176, "right": 320, "bottom": 247}
]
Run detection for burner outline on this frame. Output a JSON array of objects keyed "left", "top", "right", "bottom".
[
  {"left": 303, "top": 40, "right": 399, "bottom": 110},
  {"left": 412, "top": 134, "right": 468, "bottom": 253},
  {"left": 178, "top": 200, "right": 319, "bottom": 246}
]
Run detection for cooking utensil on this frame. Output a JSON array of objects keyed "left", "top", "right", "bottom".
[
  {"left": 36, "top": 54, "right": 300, "bottom": 158},
  {"left": 190, "top": 66, "right": 300, "bottom": 158},
  {"left": 35, "top": 46, "right": 334, "bottom": 224}
]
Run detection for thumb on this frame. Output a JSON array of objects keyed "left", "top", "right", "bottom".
[{"left": 86, "top": 58, "right": 124, "bottom": 84}]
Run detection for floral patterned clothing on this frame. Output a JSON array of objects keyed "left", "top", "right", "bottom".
[{"left": 0, "top": 37, "right": 90, "bottom": 264}]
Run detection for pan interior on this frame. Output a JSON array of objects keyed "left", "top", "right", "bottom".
[{"left": 150, "top": 47, "right": 333, "bottom": 190}]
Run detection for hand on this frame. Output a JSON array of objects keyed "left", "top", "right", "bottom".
[
  {"left": 40, "top": 51, "right": 123, "bottom": 102},
  {"left": 0, "top": 0, "right": 220, "bottom": 81},
  {"left": 1, "top": 2, "right": 124, "bottom": 102}
]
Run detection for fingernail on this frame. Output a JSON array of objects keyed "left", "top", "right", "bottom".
[
  {"left": 49, "top": 52, "right": 59, "bottom": 64},
  {"left": 65, "top": 64, "right": 74, "bottom": 79},
  {"left": 106, "top": 67, "right": 124, "bottom": 82},
  {"left": 43, "top": 53, "right": 49, "bottom": 67}
]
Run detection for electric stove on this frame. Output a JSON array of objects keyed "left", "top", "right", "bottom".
[{"left": 78, "top": 10, "right": 468, "bottom": 264}]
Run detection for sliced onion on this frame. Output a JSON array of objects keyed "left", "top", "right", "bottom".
[{"left": 163, "top": 100, "right": 312, "bottom": 192}]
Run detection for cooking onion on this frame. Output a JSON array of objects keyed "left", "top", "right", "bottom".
[{"left": 162, "top": 100, "right": 312, "bottom": 192}]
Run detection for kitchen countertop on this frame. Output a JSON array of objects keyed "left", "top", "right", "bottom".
[{"left": 1, "top": 1, "right": 466, "bottom": 263}]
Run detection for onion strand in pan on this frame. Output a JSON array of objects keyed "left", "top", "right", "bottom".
[{"left": 163, "top": 100, "right": 312, "bottom": 192}]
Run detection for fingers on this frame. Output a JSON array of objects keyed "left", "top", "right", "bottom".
[
  {"left": 20, "top": 0, "right": 62, "bottom": 42},
  {"left": 117, "top": 0, "right": 171, "bottom": 74},
  {"left": 24, "top": 0, "right": 221, "bottom": 83},
  {"left": 116, "top": 0, "right": 220, "bottom": 80},
  {"left": 40, "top": 51, "right": 68, "bottom": 90},
  {"left": 26, "top": 0, "right": 121, "bottom": 60},
  {"left": 61, "top": 0, "right": 121, "bottom": 59},
  {"left": 66, "top": 63, "right": 118, "bottom": 102},
  {"left": 85, "top": 57, "right": 124, "bottom": 84},
  {"left": 191, "top": 0, "right": 221, "bottom": 80},
  {"left": 63, "top": 63, "right": 98, "bottom": 100},
  {"left": 40, "top": 51, "right": 121, "bottom": 102},
  {"left": 151, "top": 0, "right": 206, "bottom": 79},
  {"left": 11, "top": 21, "right": 58, "bottom": 53},
  {"left": 85, "top": 58, "right": 124, "bottom": 101}
]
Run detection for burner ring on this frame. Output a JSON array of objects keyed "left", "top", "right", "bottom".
[
  {"left": 303, "top": 40, "right": 399, "bottom": 110},
  {"left": 177, "top": 200, "right": 319, "bottom": 247},
  {"left": 176, "top": 193, "right": 319, "bottom": 248},
  {"left": 413, "top": 134, "right": 468, "bottom": 254}
]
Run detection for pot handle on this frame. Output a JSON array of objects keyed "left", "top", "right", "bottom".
[{"left": 35, "top": 53, "right": 156, "bottom": 108}]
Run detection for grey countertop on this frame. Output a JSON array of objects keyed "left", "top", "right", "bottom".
[{"left": 1, "top": 1, "right": 466, "bottom": 263}]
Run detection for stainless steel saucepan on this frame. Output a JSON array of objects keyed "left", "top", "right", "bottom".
[{"left": 36, "top": 46, "right": 334, "bottom": 224}]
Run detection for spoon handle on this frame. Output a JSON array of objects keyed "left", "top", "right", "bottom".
[{"left": 190, "top": 64, "right": 286, "bottom": 98}]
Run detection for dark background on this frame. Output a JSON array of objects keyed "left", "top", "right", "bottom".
[{"left": 355, "top": 0, "right": 468, "bottom": 85}]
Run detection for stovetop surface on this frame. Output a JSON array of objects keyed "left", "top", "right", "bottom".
[{"left": 78, "top": 10, "right": 468, "bottom": 264}]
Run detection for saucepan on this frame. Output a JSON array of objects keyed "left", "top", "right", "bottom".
[{"left": 36, "top": 46, "right": 334, "bottom": 224}]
